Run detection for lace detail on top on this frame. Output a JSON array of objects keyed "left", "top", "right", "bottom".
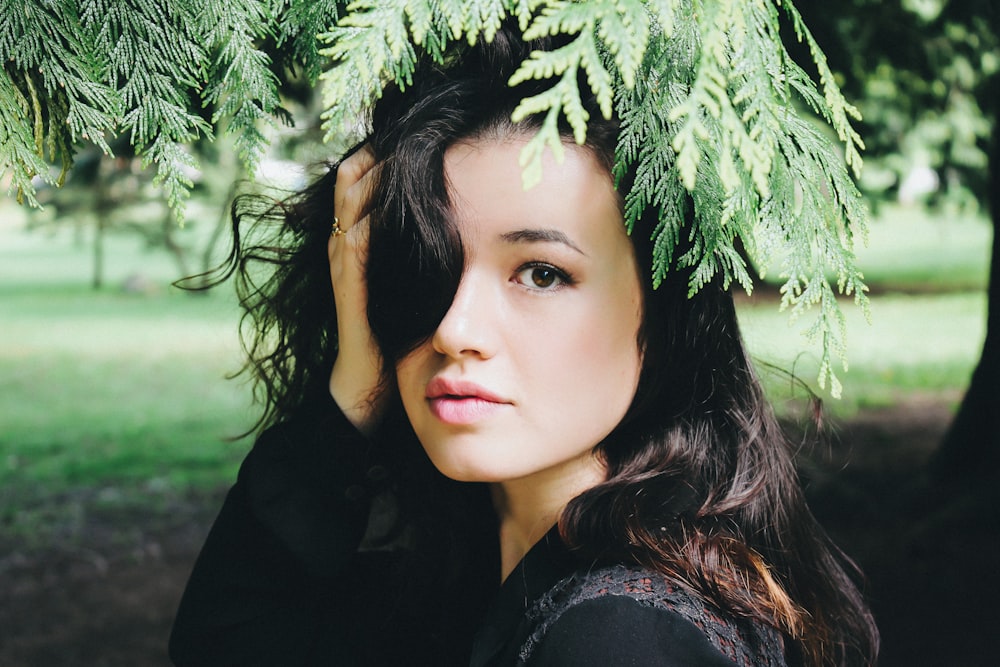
[{"left": 517, "top": 563, "right": 787, "bottom": 666}]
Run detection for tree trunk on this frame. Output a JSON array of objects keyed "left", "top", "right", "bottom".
[
  {"left": 91, "top": 156, "right": 113, "bottom": 290},
  {"left": 932, "top": 127, "right": 1000, "bottom": 479},
  {"left": 161, "top": 211, "right": 192, "bottom": 281},
  {"left": 194, "top": 179, "right": 239, "bottom": 289},
  {"left": 92, "top": 217, "right": 105, "bottom": 290}
]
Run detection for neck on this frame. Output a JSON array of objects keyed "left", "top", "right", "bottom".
[{"left": 492, "top": 454, "right": 606, "bottom": 582}]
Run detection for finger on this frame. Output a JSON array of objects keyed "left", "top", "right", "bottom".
[
  {"left": 334, "top": 146, "right": 377, "bottom": 227},
  {"left": 336, "top": 145, "right": 375, "bottom": 193},
  {"left": 343, "top": 166, "right": 380, "bottom": 233}
]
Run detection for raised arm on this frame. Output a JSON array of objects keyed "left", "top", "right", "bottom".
[{"left": 328, "top": 146, "right": 385, "bottom": 435}]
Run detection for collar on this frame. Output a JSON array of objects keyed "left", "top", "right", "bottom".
[{"left": 469, "top": 526, "right": 579, "bottom": 667}]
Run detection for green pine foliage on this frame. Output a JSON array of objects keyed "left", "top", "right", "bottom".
[
  {"left": 89, "top": 0, "right": 211, "bottom": 218},
  {"left": 198, "top": 0, "right": 283, "bottom": 175},
  {"left": 1, "top": 0, "right": 300, "bottom": 216},
  {"left": 278, "top": 0, "right": 344, "bottom": 81},
  {"left": 0, "top": 0, "right": 870, "bottom": 394},
  {"left": 1, "top": 0, "right": 118, "bottom": 204}
]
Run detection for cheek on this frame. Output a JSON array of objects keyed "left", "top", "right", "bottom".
[
  {"left": 584, "top": 326, "right": 641, "bottom": 395},
  {"left": 587, "top": 281, "right": 642, "bottom": 359},
  {"left": 545, "top": 296, "right": 643, "bottom": 411},
  {"left": 596, "top": 289, "right": 644, "bottom": 400}
]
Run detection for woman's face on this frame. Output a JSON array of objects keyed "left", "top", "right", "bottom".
[{"left": 395, "top": 137, "right": 644, "bottom": 486}]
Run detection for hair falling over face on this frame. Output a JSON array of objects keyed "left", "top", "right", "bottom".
[{"left": 215, "top": 22, "right": 879, "bottom": 667}]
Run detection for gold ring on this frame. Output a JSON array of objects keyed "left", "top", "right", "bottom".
[{"left": 331, "top": 217, "right": 347, "bottom": 237}]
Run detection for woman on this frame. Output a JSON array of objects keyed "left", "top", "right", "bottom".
[{"left": 170, "top": 25, "right": 878, "bottom": 667}]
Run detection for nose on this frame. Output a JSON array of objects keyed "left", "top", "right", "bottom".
[{"left": 431, "top": 271, "right": 499, "bottom": 360}]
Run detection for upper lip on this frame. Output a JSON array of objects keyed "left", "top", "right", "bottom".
[{"left": 425, "top": 377, "right": 509, "bottom": 403}]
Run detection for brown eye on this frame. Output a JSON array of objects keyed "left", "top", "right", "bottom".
[
  {"left": 531, "top": 267, "right": 557, "bottom": 288},
  {"left": 514, "top": 263, "right": 570, "bottom": 290}
]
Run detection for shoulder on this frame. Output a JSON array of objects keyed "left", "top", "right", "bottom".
[
  {"left": 521, "top": 565, "right": 787, "bottom": 667},
  {"left": 527, "top": 595, "right": 737, "bottom": 666}
]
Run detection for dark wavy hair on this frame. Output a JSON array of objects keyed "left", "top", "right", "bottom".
[{"left": 216, "top": 24, "right": 877, "bottom": 667}]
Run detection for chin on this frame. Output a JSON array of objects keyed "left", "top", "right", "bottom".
[{"left": 424, "top": 453, "right": 515, "bottom": 484}]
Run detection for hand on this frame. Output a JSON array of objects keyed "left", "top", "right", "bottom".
[{"left": 328, "top": 146, "right": 383, "bottom": 435}]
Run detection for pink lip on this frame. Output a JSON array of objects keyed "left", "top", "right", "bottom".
[{"left": 425, "top": 377, "right": 510, "bottom": 425}]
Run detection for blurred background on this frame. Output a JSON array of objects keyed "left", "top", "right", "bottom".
[{"left": 2, "top": 1, "right": 998, "bottom": 665}]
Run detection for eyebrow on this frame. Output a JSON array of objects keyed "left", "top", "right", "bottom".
[{"left": 499, "top": 228, "right": 587, "bottom": 256}]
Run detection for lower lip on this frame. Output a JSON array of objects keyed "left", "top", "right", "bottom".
[{"left": 428, "top": 397, "right": 507, "bottom": 425}]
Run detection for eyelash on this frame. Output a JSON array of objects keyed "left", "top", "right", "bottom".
[{"left": 513, "top": 262, "right": 576, "bottom": 291}]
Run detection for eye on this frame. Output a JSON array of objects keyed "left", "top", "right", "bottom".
[{"left": 514, "top": 263, "right": 572, "bottom": 290}]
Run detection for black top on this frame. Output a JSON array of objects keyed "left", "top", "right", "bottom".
[{"left": 169, "top": 391, "right": 787, "bottom": 666}]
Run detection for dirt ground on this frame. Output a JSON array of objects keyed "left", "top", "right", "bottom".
[{"left": 2, "top": 398, "right": 997, "bottom": 666}]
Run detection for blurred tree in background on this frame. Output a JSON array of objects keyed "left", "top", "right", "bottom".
[
  {"left": 24, "top": 133, "right": 268, "bottom": 290},
  {"left": 799, "top": 0, "right": 997, "bottom": 212},
  {"left": 795, "top": 0, "right": 999, "bottom": 477}
]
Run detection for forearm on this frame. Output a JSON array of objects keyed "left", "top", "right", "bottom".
[{"left": 169, "top": 400, "right": 380, "bottom": 665}]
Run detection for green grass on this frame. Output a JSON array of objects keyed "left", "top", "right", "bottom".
[
  {"left": 1, "top": 207, "right": 255, "bottom": 530},
  {"left": 739, "top": 292, "right": 985, "bottom": 417},
  {"left": 853, "top": 204, "right": 992, "bottom": 291},
  {"left": 0, "top": 286, "right": 253, "bottom": 493}
]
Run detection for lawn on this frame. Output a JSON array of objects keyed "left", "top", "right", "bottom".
[
  {"left": 0, "top": 287, "right": 251, "bottom": 489},
  {"left": 1, "top": 206, "right": 253, "bottom": 544}
]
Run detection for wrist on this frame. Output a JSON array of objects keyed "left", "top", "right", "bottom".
[{"left": 329, "top": 358, "right": 383, "bottom": 435}]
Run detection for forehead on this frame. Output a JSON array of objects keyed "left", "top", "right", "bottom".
[{"left": 442, "top": 137, "right": 625, "bottom": 248}]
